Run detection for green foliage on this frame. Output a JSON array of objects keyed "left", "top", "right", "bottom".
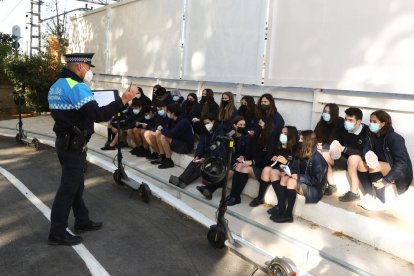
[
  {"left": 0, "top": 32, "right": 18, "bottom": 81},
  {"left": 5, "top": 53, "right": 62, "bottom": 112}
]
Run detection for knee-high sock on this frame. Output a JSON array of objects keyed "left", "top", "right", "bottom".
[
  {"left": 106, "top": 128, "right": 113, "bottom": 144},
  {"left": 230, "top": 171, "right": 248, "bottom": 200},
  {"left": 285, "top": 189, "right": 297, "bottom": 217},
  {"left": 257, "top": 179, "right": 269, "bottom": 200},
  {"left": 369, "top": 172, "right": 385, "bottom": 203},
  {"left": 206, "top": 178, "right": 225, "bottom": 193},
  {"left": 358, "top": 171, "right": 373, "bottom": 195},
  {"left": 272, "top": 180, "right": 286, "bottom": 214}
]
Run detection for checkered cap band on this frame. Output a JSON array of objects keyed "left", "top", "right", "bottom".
[{"left": 66, "top": 57, "right": 92, "bottom": 63}]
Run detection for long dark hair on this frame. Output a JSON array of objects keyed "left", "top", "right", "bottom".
[
  {"left": 298, "top": 130, "right": 317, "bottom": 159},
  {"left": 201, "top": 88, "right": 215, "bottom": 117},
  {"left": 239, "top": 95, "right": 256, "bottom": 119},
  {"left": 370, "top": 110, "right": 392, "bottom": 137},
  {"left": 218, "top": 91, "right": 236, "bottom": 122},
  {"left": 277, "top": 126, "right": 299, "bottom": 156},
  {"left": 256, "top": 93, "right": 277, "bottom": 117},
  {"left": 254, "top": 116, "right": 275, "bottom": 149},
  {"left": 185, "top": 92, "right": 198, "bottom": 114}
]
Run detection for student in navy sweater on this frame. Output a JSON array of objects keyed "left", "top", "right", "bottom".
[
  {"left": 217, "top": 91, "right": 237, "bottom": 133},
  {"left": 192, "top": 88, "right": 219, "bottom": 135},
  {"left": 235, "top": 96, "right": 258, "bottom": 134},
  {"left": 144, "top": 103, "right": 170, "bottom": 161},
  {"left": 131, "top": 106, "right": 157, "bottom": 158},
  {"left": 256, "top": 93, "right": 284, "bottom": 137},
  {"left": 326, "top": 107, "right": 367, "bottom": 202},
  {"left": 170, "top": 113, "right": 225, "bottom": 189},
  {"left": 357, "top": 110, "right": 412, "bottom": 211},
  {"left": 152, "top": 103, "right": 195, "bottom": 169}
]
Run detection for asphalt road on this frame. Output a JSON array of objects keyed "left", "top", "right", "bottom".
[{"left": 0, "top": 136, "right": 264, "bottom": 276}]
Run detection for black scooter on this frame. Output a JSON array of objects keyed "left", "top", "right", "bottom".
[
  {"left": 111, "top": 111, "right": 151, "bottom": 203},
  {"left": 206, "top": 135, "right": 294, "bottom": 276},
  {"left": 13, "top": 89, "right": 40, "bottom": 150}
]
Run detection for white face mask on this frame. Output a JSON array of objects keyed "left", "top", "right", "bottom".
[
  {"left": 205, "top": 123, "right": 213, "bottom": 132},
  {"left": 81, "top": 65, "right": 93, "bottom": 83}
]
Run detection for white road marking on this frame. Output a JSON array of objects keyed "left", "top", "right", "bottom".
[{"left": 0, "top": 166, "right": 110, "bottom": 276}]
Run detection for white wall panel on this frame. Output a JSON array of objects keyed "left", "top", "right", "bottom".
[
  {"left": 265, "top": 0, "right": 414, "bottom": 94},
  {"left": 182, "top": 0, "right": 267, "bottom": 84},
  {"left": 109, "top": 0, "right": 183, "bottom": 79}
]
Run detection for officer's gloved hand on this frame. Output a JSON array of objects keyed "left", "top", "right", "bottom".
[{"left": 122, "top": 86, "right": 138, "bottom": 105}]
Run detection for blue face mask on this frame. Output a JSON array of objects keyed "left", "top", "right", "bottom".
[
  {"left": 322, "top": 112, "right": 331, "bottom": 122},
  {"left": 344, "top": 121, "right": 355, "bottom": 132},
  {"left": 167, "top": 113, "right": 173, "bottom": 119},
  {"left": 158, "top": 110, "right": 165, "bottom": 116},
  {"left": 173, "top": 95, "right": 180, "bottom": 101},
  {"left": 369, "top": 122, "right": 381, "bottom": 133},
  {"left": 132, "top": 109, "right": 140, "bottom": 115},
  {"left": 279, "top": 134, "right": 288, "bottom": 145},
  {"left": 144, "top": 115, "right": 151, "bottom": 120}
]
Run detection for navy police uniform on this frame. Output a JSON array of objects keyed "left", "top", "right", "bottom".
[{"left": 48, "top": 53, "right": 124, "bottom": 240}]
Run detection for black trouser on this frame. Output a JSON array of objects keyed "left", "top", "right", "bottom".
[{"left": 49, "top": 137, "right": 90, "bottom": 236}]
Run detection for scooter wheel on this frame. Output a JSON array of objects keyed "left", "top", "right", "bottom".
[
  {"left": 267, "top": 257, "right": 293, "bottom": 276},
  {"left": 32, "top": 138, "right": 40, "bottom": 150},
  {"left": 113, "top": 169, "right": 123, "bottom": 185},
  {"left": 207, "top": 225, "right": 226, "bottom": 249},
  {"left": 138, "top": 183, "right": 151, "bottom": 203}
]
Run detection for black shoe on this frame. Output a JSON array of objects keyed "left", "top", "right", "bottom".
[
  {"left": 225, "top": 197, "right": 241, "bottom": 206},
  {"left": 158, "top": 159, "right": 174, "bottom": 169},
  {"left": 249, "top": 197, "right": 264, "bottom": 207},
  {"left": 136, "top": 148, "right": 151, "bottom": 157},
  {"left": 267, "top": 205, "right": 279, "bottom": 215},
  {"left": 339, "top": 191, "right": 360, "bottom": 202},
  {"left": 150, "top": 156, "right": 163, "bottom": 165},
  {"left": 270, "top": 213, "right": 293, "bottom": 223},
  {"left": 169, "top": 175, "right": 186, "bottom": 188},
  {"left": 146, "top": 152, "right": 159, "bottom": 160},
  {"left": 74, "top": 221, "right": 103, "bottom": 234},
  {"left": 196, "top": 186, "right": 212, "bottom": 200},
  {"left": 101, "top": 144, "right": 116, "bottom": 150},
  {"left": 48, "top": 231, "right": 82, "bottom": 246},
  {"left": 324, "top": 184, "right": 337, "bottom": 196},
  {"left": 130, "top": 147, "right": 141, "bottom": 154}
]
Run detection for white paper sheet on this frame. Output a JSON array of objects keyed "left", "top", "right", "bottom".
[{"left": 93, "top": 91, "right": 117, "bottom": 107}]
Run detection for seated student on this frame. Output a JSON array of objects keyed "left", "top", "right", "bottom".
[
  {"left": 151, "top": 84, "right": 162, "bottom": 106},
  {"left": 217, "top": 91, "right": 237, "bottom": 133},
  {"left": 257, "top": 126, "right": 299, "bottom": 213},
  {"left": 326, "top": 107, "right": 367, "bottom": 202},
  {"left": 314, "top": 103, "right": 344, "bottom": 195},
  {"left": 271, "top": 130, "right": 328, "bottom": 223},
  {"left": 151, "top": 103, "right": 195, "bottom": 169},
  {"left": 196, "top": 116, "right": 250, "bottom": 200},
  {"left": 143, "top": 103, "right": 170, "bottom": 161},
  {"left": 135, "top": 86, "right": 152, "bottom": 107},
  {"left": 357, "top": 110, "right": 413, "bottom": 211},
  {"left": 171, "top": 89, "right": 184, "bottom": 105},
  {"left": 181, "top": 93, "right": 200, "bottom": 124},
  {"left": 235, "top": 95, "right": 258, "bottom": 134},
  {"left": 169, "top": 113, "right": 225, "bottom": 189},
  {"left": 130, "top": 106, "right": 157, "bottom": 157},
  {"left": 225, "top": 116, "right": 276, "bottom": 206},
  {"left": 192, "top": 88, "right": 219, "bottom": 135},
  {"left": 256, "top": 93, "right": 284, "bottom": 137},
  {"left": 154, "top": 86, "right": 173, "bottom": 107},
  {"left": 101, "top": 104, "right": 132, "bottom": 150}
]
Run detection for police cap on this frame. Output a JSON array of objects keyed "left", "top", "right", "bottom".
[{"left": 64, "top": 53, "right": 95, "bottom": 67}]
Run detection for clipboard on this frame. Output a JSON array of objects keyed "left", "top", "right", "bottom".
[{"left": 92, "top": 90, "right": 120, "bottom": 107}]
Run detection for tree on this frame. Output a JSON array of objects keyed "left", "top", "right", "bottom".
[{"left": 0, "top": 32, "right": 19, "bottom": 81}]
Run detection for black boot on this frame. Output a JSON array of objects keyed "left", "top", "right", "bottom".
[
  {"left": 105, "top": 128, "right": 113, "bottom": 146},
  {"left": 358, "top": 171, "right": 373, "bottom": 196},
  {"left": 249, "top": 179, "right": 268, "bottom": 207},
  {"left": 268, "top": 180, "right": 282, "bottom": 215},
  {"left": 226, "top": 171, "right": 248, "bottom": 206},
  {"left": 272, "top": 189, "right": 295, "bottom": 223}
]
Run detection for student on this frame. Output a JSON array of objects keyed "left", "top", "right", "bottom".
[
  {"left": 235, "top": 95, "right": 258, "bottom": 134},
  {"left": 130, "top": 106, "right": 157, "bottom": 157},
  {"left": 271, "top": 130, "right": 328, "bottom": 223},
  {"left": 226, "top": 116, "right": 275, "bottom": 206},
  {"left": 169, "top": 113, "right": 225, "bottom": 189},
  {"left": 217, "top": 91, "right": 237, "bottom": 132},
  {"left": 171, "top": 89, "right": 184, "bottom": 105},
  {"left": 181, "top": 93, "right": 201, "bottom": 126},
  {"left": 258, "top": 126, "right": 299, "bottom": 213},
  {"left": 143, "top": 103, "right": 170, "bottom": 161},
  {"left": 151, "top": 84, "right": 162, "bottom": 105},
  {"left": 101, "top": 104, "right": 132, "bottom": 150},
  {"left": 256, "top": 93, "right": 284, "bottom": 137},
  {"left": 314, "top": 103, "right": 344, "bottom": 195},
  {"left": 192, "top": 88, "right": 219, "bottom": 135},
  {"left": 124, "top": 100, "right": 147, "bottom": 154},
  {"left": 151, "top": 103, "right": 195, "bottom": 169},
  {"left": 135, "top": 86, "right": 152, "bottom": 107},
  {"left": 327, "top": 107, "right": 367, "bottom": 202},
  {"left": 153, "top": 86, "right": 173, "bottom": 107},
  {"left": 357, "top": 110, "right": 413, "bottom": 210},
  {"left": 196, "top": 116, "right": 250, "bottom": 200}
]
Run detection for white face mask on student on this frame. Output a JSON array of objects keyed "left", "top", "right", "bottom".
[{"left": 205, "top": 123, "right": 213, "bottom": 132}]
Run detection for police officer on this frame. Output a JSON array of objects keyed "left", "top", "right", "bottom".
[{"left": 47, "top": 53, "right": 137, "bottom": 245}]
